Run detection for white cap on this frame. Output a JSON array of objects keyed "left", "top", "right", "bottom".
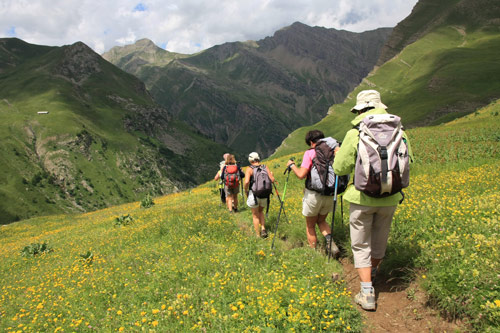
[{"left": 248, "top": 152, "right": 260, "bottom": 163}]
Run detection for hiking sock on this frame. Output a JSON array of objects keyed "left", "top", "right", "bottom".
[
  {"left": 325, "top": 234, "right": 333, "bottom": 246},
  {"left": 361, "top": 282, "right": 373, "bottom": 294},
  {"left": 325, "top": 234, "right": 332, "bottom": 252}
]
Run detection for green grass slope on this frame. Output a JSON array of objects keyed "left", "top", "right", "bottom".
[
  {"left": 0, "top": 172, "right": 361, "bottom": 332},
  {"left": 272, "top": 2, "right": 500, "bottom": 158},
  {"left": 0, "top": 38, "right": 229, "bottom": 224},
  {"left": 1, "top": 100, "right": 498, "bottom": 331},
  {"left": 378, "top": 0, "right": 500, "bottom": 64}
]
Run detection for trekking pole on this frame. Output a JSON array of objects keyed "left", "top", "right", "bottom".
[
  {"left": 271, "top": 160, "right": 293, "bottom": 251},
  {"left": 240, "top": 177, "right": 245, "bottom": 203},
  {"left": 328, "top": 175, "right": 339, "bottom": 262},
  {"left": 340, "top": 195, "right": 344, "bottom": 226},
  {"left": 237, "top": 162, "right": 245, "bottom": 203},
  {"left": 216, "top": 181, "right": 221, "bottom": 207},
  {"left": 272, "top": 182, "right": 289, "bottom": 224}
]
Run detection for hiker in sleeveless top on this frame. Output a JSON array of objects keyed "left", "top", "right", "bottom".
[
  {"left": 214, "top": 153, "right": 230, "bottom": 204},
  {"left": 244, "top": 152, "right": 275, "bottom": 238},
  {"left": 333, "top": 90, "right": 413, "bottom": 311},
  {"left": 285, "top": 130, "right": 340, "bottom": 256},
  {"left": 217, "top": 154, "right": 244, "bottom": 213}
]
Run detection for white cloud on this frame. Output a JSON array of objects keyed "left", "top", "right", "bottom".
[{"left": 0, "top": 0, "right": 418, "bottom": 54}]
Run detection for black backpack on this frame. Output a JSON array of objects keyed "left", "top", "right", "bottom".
[{"left": 305, "top": 137, "right": 349, "bottom": 196}]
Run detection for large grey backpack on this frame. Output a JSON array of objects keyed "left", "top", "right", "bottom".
[
  {"left": 251, "top": 165, "right": 272, "bottom": 199},
  {"left": 354, "top": 114, "right": 410, "bottom": 198}
]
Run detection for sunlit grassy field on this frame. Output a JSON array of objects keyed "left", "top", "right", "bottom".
[
  {"left": 1, "top": 101, "right": 499, "bottom": 332},
  {"left": 0, "top": 171, "right": 360, "bottom": 332}
]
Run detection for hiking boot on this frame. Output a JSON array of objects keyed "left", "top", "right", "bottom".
[
  {"left": 325, "top": 234, "right": 340, "bottom": 258},
  {"left": 233, "top": 208, "right": 238, "bottom": 212},
  {"left": 260, "top": 229, "right": 268, "bottom": 239},
  {"left": 354, "top": 288, "right": 376, "bottom": 311}
]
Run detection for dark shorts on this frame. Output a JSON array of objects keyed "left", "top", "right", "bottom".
[{"left": 224, "top": 186, "right": 239, "bottom": 196}]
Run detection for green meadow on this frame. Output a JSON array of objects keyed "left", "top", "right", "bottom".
[{"left": 1, "top": 100, "right": 499, "bottom": 332}]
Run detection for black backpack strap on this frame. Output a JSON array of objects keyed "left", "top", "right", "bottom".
[
  {"left": 265, "top": 196, "right": 270, "bottom": 218},
  {"left": 249, "top": 165, "right": 256, "bottom": 190}
]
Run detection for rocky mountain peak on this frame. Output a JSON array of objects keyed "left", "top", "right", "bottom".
[
  {"left": 54, "top": 41, "right": 102, "bottom": 84},
  {"left": 134, "top": 38, "right": 160, "bottom": 50}
]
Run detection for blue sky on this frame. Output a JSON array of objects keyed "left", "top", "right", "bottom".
[{"left": 0, "top": 0, "right": 418, "bottom": 54}]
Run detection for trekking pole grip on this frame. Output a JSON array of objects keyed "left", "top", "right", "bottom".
[{"left": 284, "top": 157, "right": 295, "bottom": 174}]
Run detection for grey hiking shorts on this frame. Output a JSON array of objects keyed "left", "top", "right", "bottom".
[
  {"left": 247, "top": 191, "right": 268, "bottom": 209},
  {"left": 349, "top": 203, "right": 397, "bottom": 268}
]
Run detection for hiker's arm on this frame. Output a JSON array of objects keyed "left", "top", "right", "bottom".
[
  {"left": 286, "top": 160, "right": 308, "bottom": 179},
  {"left": 266, "top": 166, "right": 276, "bottom": 183},
  {"left": 214, "top": 172, "right": 220, "bottom": 181},
  {"left": 244, "top": 167, "right": 252, "bottom": 192},
  {"left": 333, "top": 129, "right": 358, "bottom": 176}
]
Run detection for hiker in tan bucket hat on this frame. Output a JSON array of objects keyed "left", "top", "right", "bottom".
[{"left": 334, "top": 89, "right": 413, "bottom": 311}]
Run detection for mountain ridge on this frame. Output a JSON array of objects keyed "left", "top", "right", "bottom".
[
  {"left": 103, "top": 22, "right": 392, "bottom": 157},
  {"left": 272, "top": 0, "right": 500, "bottom": 158}
]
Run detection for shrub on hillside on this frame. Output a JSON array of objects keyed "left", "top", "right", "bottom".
[
  {"left": 140, "top": 194, "right": 155, "bottom": 208},
  {"left": 114, "top": 214, "right": 134, "bottom": 226},
  {"left": 20, "top": 242, "right": 53, "bottom": 257}
]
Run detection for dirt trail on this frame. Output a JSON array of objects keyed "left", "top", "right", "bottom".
[
  {"left": 232, "top": 206, "right": 465, "bottom": 332},
  {"left": 340, "top": 258, "right": 463, "bottom": 332}
]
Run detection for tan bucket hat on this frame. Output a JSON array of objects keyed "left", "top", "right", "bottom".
[{"left": 351, "top": 90, "right": 387, "bottom": 113}]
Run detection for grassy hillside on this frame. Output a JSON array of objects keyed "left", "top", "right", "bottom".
[
  {"left": 0, "top": 38, "right": 230, "bottom": 225},
  {"left": 272, "top": 6, "right": 500, "bottom": 158},
  {"left": 1, "top": 100, "right": 498, "bottom": 331},
  {"left": 378, "top": 0, "right": 500, "bottom": 65},
  {"left": 0, "top": 166, "right": 361, "bottom": 331}
]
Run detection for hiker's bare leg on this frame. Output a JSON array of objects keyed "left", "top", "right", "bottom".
[
  {"left": 357, "top": 267, "right": 372, "bottom": 282},
  {"left": 258, "top": 207, "right": 265, "bottom": 230},
  {"left": 226, "top": 196, "right": 232, "bottom": 211},
  {"left": 316, "top": 214, "right": 331, "bottom": 236},
  {"left": 305, "top": 216, "right": 319, "bottom": 248},
  {"left": 233, "top": 195, "right": 238, "bottom": 210},
  {"left": 251, "top": 207, "right": 261, "bottom": 236}
]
